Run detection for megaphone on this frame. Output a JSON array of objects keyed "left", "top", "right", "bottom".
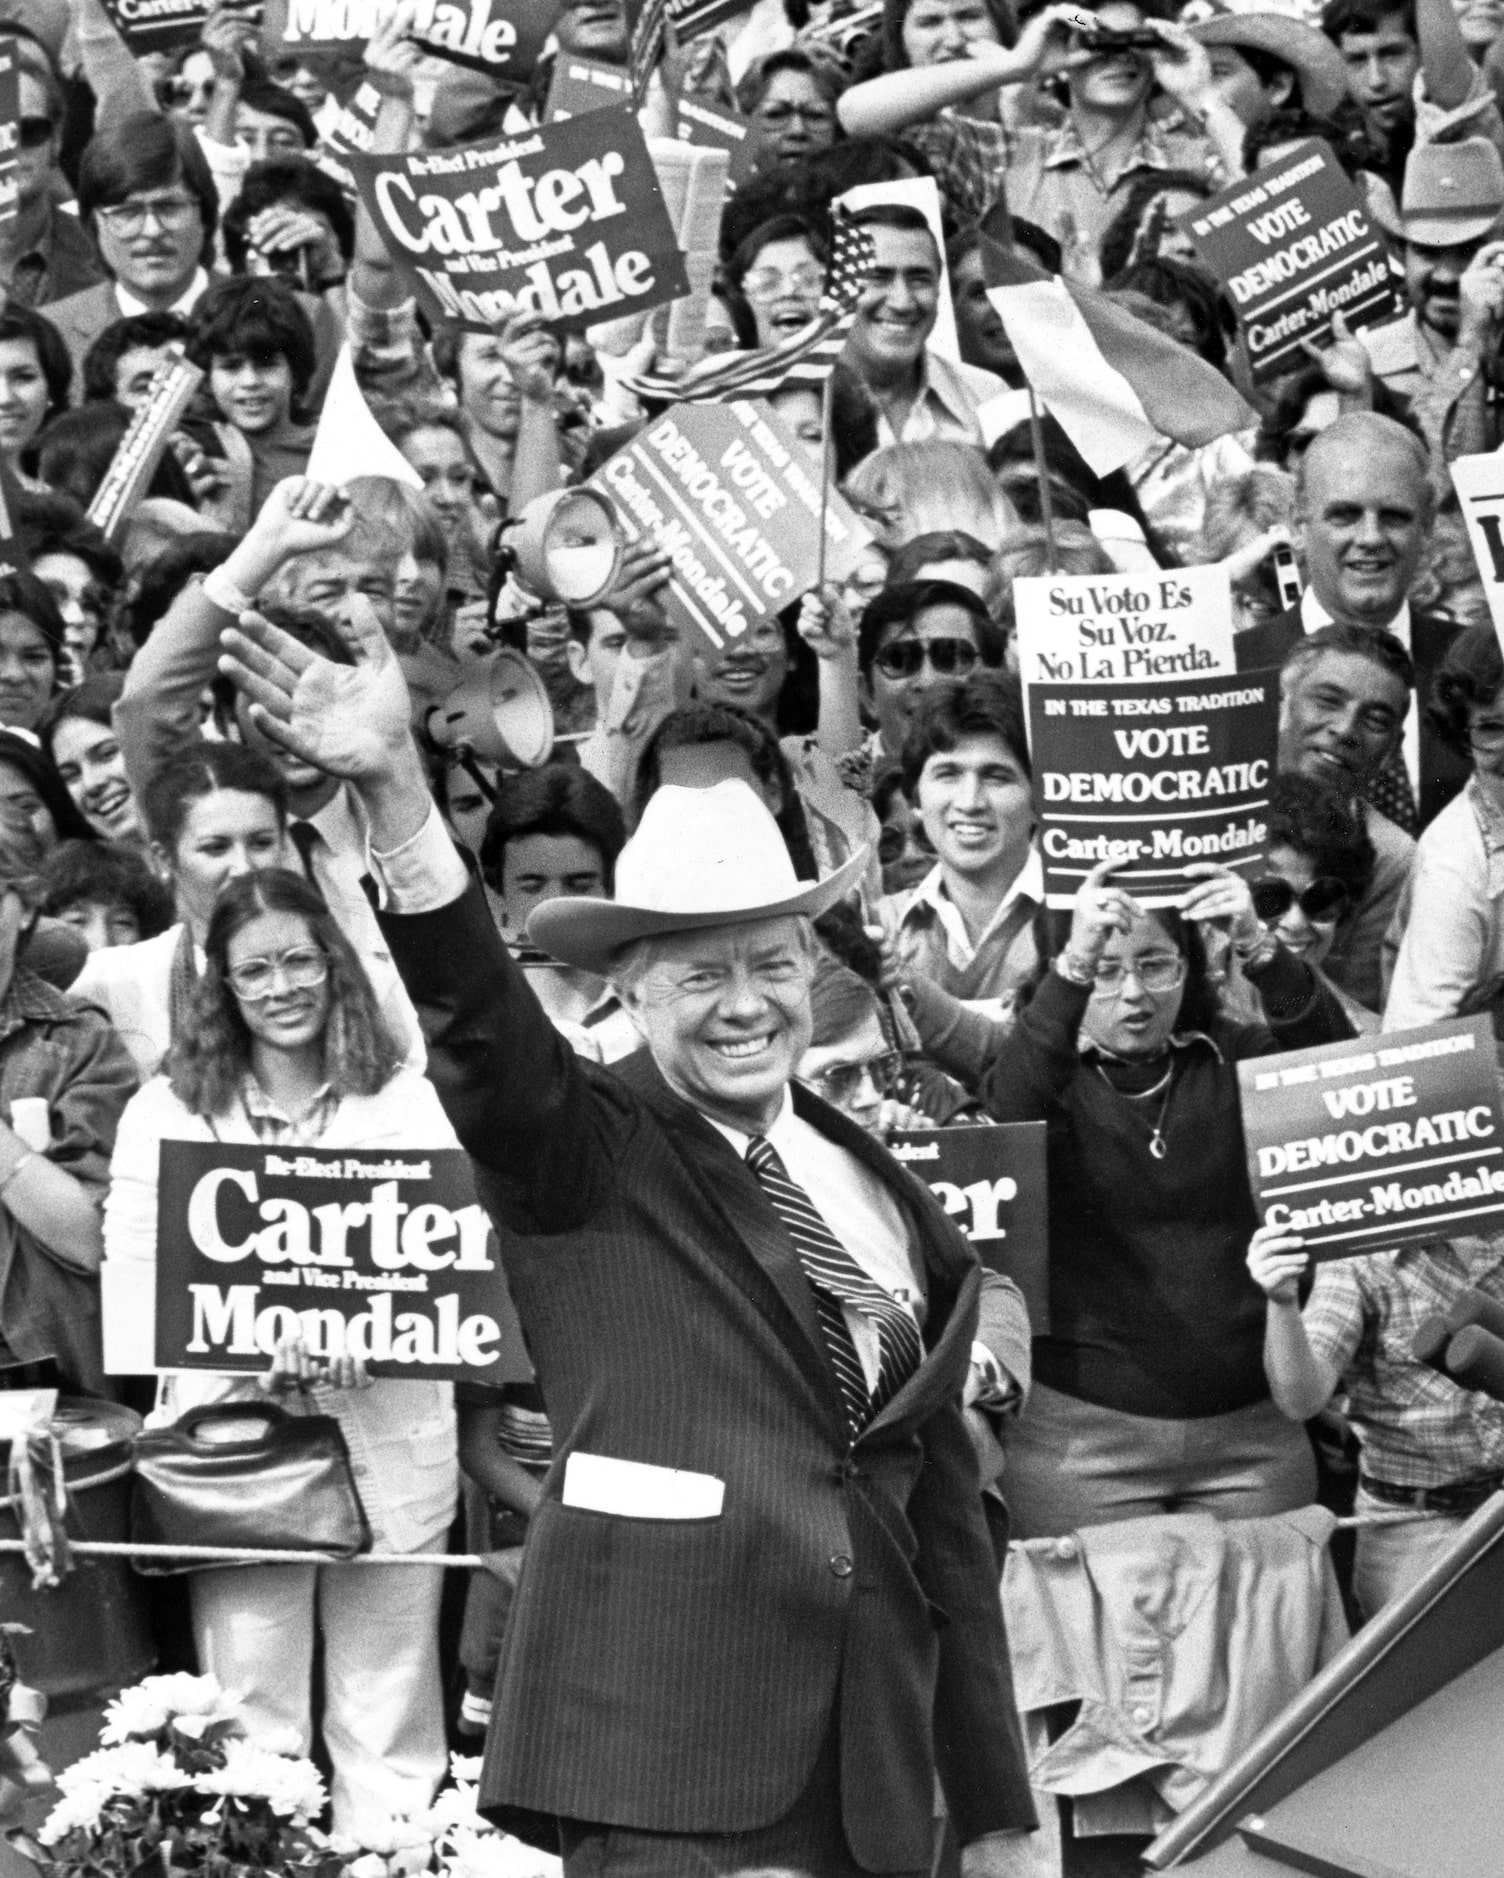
[
  {"left": 499, "top": 486, "right": 624, "bottom": 610},
  {"left": 426, "top": 646, "right": 555, "bottom": 771}
]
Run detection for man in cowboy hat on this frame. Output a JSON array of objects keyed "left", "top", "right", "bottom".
[
  {"left": 1361, "top": 135, "right": 1504, "bottom": 462},
  {"left": 217, "top": 599, "right": 1037, "bottom": 1878},
  {"left": 1191, "top": 12, "right": 1348, "bottom": 130}
]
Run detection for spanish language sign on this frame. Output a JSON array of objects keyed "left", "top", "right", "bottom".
[
  {"left": 349, "top": 111, "right": 688, "bottom": 333},
  {"left": 1028, "top": 671, "right": 1279, "bottom": 908},
  {"left": 283, "top": 0, "right": 560, "bottom": 78},
  {"left": 149, "top": 1141, "right": 529, "bottom": 1381},
  {"left": 889, "top": 1122, "right": 1048, "bottom": 1330},
  {"left": 1013, "top": 565, "right": 1235, "bottom": 689},
  {"left": 1238, "top": 1018, "right": 1504, "bottom": 1257},
  {"left": 1448, "top": 453, "right": 1504, "bottom": 659},
  {"left": 0, "top": 38, "right": 19, "bottom": 227},
  {"left": 99, "top": 0, "right": 210, "bottom": 55},
  {"left": 1179, "top": 140, "right": 1396, "bottom": 384},
  {"left": 592, "top": 399, "right": 872, "bottom": 655}
]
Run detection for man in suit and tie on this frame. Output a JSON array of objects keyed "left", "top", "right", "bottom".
[
  {"left": 219, "top": 601, "right": 1036, "bottom": 1877},
  {"left": 1235, "top": 410, "right": 1467, "bottom": 833}
]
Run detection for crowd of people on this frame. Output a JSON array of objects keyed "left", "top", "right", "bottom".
[{"left": 0, "top": 0, "right": 1503, "bottom": 1866}]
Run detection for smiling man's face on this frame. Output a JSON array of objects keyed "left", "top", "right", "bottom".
[
  {"left": 846, "top": 222, "right": 939, "bottom": 381},
  {"left": 1279, "top": 648, "right": 1409, "bottom": 794},
  {"left": 1294, "top": 431, "right": 1429, "bottom": 627},
  {"left": 617, "top": 916, "right": 814, "bottom": 1133}
]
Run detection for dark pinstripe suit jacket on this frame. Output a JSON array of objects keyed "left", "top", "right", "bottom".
[{"left": 382, "top": 879, "right": 1035, "bottom": 1867}]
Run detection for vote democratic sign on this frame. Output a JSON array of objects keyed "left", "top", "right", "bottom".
[
  {"left": 151, "top": 1141, "right": 529, "bottom": 1381},
  {"left": 592, "top": 399, "right": 872, "bottom": 657},
  {"left": 1238, "top": 1017, "right": 1504, "bottom": 1257},
  {"left": 1449, "top": 452, "right": 1504, "bottom": 660},
  {"left": 1179, "top": 140, "right": 1396, "bottom": 384},
  {"left": 889, "top": 1122, "right": 1048, "bottom": 1330},
  {"left": 1028, "top": 670, "right": 1280, "bottom": 908},
  {"left": 348, "top": 110, "right": 688, "bottom": 333}
]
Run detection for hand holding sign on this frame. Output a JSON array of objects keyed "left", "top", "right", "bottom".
[
  {"left": 1065, "top": 858, "right": 1141, "bottom": 968},
  {"left": 1245, "top": 1222, "right": 1308, "bottom": 1304},
  {"left": 1178, "top": 861, "right": 1261, "bottom": 948},
  {"left": 262, "top": 1332, "right": 372, "bottom": 1395},
  {"left": 365, "top": 0, "right": 421, "bottom": 97}
]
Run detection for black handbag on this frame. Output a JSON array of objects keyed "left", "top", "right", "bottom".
[{"left": 129, "top": 1401, "right": 372, "bottom": 1576}]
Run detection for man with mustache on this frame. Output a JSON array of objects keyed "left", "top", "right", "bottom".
[{"left": 1361, "top": 138, "right": 1504, "bottom": 467}]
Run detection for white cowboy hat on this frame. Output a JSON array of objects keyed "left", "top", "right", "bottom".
[{"left": 528, "top": 780, "right": 869, "bottom": 978}]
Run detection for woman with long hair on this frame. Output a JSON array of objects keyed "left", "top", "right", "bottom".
[
  {"left": 71, "top": 740, "right": 289, "bottom": 1076},
  {"left": 103, "top": 868, "right": 458, "bottom": 1839}
]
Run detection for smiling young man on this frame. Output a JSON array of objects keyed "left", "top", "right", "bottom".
[
  {"left": 1235, "top": 412, "right": 1465, "bottom": 834},
  {"left": 841, "top": 205, "right": 1003, "bottom": 446},
  {"left": 215, "top": 600, "right": 1037, "bottom": 1878},
  {"left": 879, "top": 672, "right": 1041, "bottom": 1026}
]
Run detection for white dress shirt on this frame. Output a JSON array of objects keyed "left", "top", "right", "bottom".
[
  {"left": 115, "top": 266, "right": 210, "bottom": 319},
  {"left": 1300, "top": 587, "right": 1418, "bottom": 800}
]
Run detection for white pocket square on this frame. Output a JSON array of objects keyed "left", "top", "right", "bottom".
[{"left": 562, "top": 1451, "right": 724, "bottom": 1520}]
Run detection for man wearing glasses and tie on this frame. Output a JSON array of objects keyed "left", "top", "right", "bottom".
[{"left": 217, "top": 596, "right": 1037, "bottom": 1878}]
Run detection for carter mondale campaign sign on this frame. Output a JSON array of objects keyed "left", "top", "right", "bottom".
[
  {"left": 151, "top": 1141, "right": 525, "bottom": 1381},
  {"left": 348, "top": 110, "right": 688, "bottom": 333},
  {"left": 1179, "top": 140, "right": 1396, "bottom": 384},
  {"left": 1027, "top": 670, "right": 1279, "bottom": 909},
  {"left": 1238, "top": 1017, "right": 1504, "bottom": 1257}
]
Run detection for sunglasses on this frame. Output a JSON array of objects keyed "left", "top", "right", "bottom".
[
  {"left": 877, "top": 821, "right": 935, "bottom": 865},
  {"left": 1251, "top": 876, "right": 1349, "bottom": 926},
  {"left": 17, "top": 115, "right": 54, "bottom": 149},
  {"left": 804, "top": 1051, "right": 904, "bottom": 1104},
  {"left": 872, "top": 637, "right": 979, "bottom": 681}
]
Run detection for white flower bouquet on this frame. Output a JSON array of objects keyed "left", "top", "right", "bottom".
[{"left": 12, "top": 1679, "right": 559, "bottom": 1878}]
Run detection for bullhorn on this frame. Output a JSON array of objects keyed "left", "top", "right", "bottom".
[{"left": 426, "top": 647, "right": 555, "bottom": 771}]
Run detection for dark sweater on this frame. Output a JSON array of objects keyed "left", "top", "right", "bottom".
[{"left": 979, "top": 952, "right": 1350, "bottom": 1419}]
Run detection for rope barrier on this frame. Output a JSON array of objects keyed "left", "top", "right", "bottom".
[{"left": 1009, "top": 1505, "right": 1446, "bottom": 1552}]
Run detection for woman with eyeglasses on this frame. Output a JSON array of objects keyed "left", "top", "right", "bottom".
[
  {"left": 798, "top": 960, "right": 922, "bottom": 1137},
  {"left": 975, "top": 852, "right": 1351, "bottom": 1537},
  {"left": 725, "top": 216, "right": 828, "bottom": 350},
  {"left": 857, "top": 579, "right": 1004, "bottom": 766},
  {"left": 735, "top": 51, "right": 843, "bottom": 177},
  {"left": 103, "top": 866, "right": 459, "bottom": 1838},
  {"left": 1388, "top": 627, "right": 1504, "bottom": 1033}
]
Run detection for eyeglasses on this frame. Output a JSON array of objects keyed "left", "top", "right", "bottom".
[
  {"left": 741, "top": 264, "right": 825, "bottom": 302},
  {"left": 225, "top": 946, "right": 329, "bottom": 1001},
  {"left": 17, "top": 117, "right": 53, "bottom": 150},
  {"left": 872, "top": 637, "right": 980, "bottom": 681},
  {"left": 803, "top": 1051, "right": 904, "bottom": 1103},
  {"left": 95, "top": 193, "right": 202, "bottom": 234},
  {"left": 1469, "top": 716, "right": 1504, "bottom": 750},
  {"left": 1089, "top": 953, "right": 1187, "bottom": 995},
  {"left": 878, "top": 821, "right": 936, "bottom": 865},
  {"left": 1251, "top": 876, "right": 1350, "bottom": 926}
]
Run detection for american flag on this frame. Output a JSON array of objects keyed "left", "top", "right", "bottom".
[{"left": 620, "top": 209, "right": 877, "bottom": 406}]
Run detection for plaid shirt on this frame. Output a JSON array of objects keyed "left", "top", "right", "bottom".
[
  {"left": 902, "top": 109, "right": 1221, "bottom": 283},
  {"left": 1302, "top": 1234, "right": 1504, "bottom": 1487},
  {"left": 237, "top": 1074, "right": 340, "bottom": 1148}
]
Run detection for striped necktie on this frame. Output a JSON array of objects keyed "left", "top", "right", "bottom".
[{"left": 746, "top": 1134, "right": 923, "bottom": 1435}]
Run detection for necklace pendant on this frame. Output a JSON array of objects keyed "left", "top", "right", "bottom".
[{"left": 1149, "top": 1132, "right": 1167, "bottom": 1161}]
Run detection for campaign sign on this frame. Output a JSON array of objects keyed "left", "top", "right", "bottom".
[
  {"left": 1449, "top": 453, "right": 1504, "bottom": 659},
  {"left": 99, "top": 0, "right": 211, "bottom": 55},
  {"left": 1013, "top": 564, "right": 1235, "bottom": 690},
  {"left": 1179, "top": 140, "right": 1396, "bottom": 384},
  {"left": 1028, "top": 670, "right": 1280, "bottom": 908},
  {"left": 0, "top": 37, "right": 18, "bottom": 228},
  {"left": 153, "top": 1141, "right": 528, "bottom": 1381},
  {"left": 592, "top": 399, "right": 872, "bottom": 656},
  {"left": 889, "top": 1122, "right": 1048, "bottom": 1331},
  {"left": 349, "top": 111, "right": 688, "bottom": 334},
  {"left": 1238, "top": 1017, "right": 1504, "bottom": 1258},
  {"left": 283, "top": 0, "right": 561, "bottom": 78},
  {"left": 88, "top": 357, "right": 203, "bottom": 541},
  {"left": 676, "top": 96, "right": 756, "bottom": 186},
  {"left": 546, "top": 55, "right": 636, "bottom": 121}
]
